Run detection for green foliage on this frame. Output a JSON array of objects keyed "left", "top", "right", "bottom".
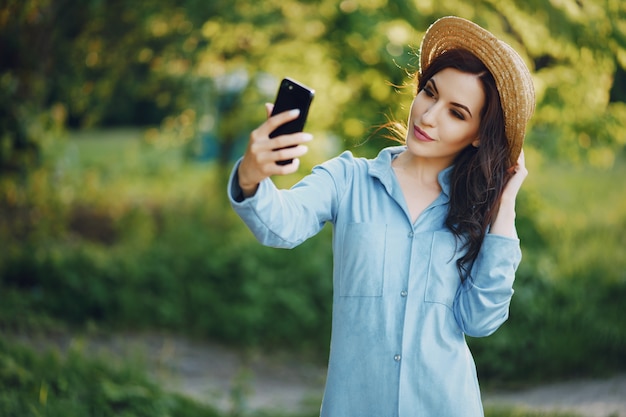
[
  {"left": 2, "top": 0, "right": 626, "bottom": 174},
  {"left": 1, "top": 130, "right": 626, "bottom": 387},
  {"left": 0, "top": 131, "right": 333, "bottom": 353},
  {"left": 0, "top": 337, "right": 579, "bottom": 417},
  {"left": 2, "top": 0, "right": 626, "bottom": 391},
  {"left": 484, "top": 407, "right": 583, "bottom": 417},
  {"left": 1, "top": 217, "right": 334, "bottom": 350},
  {"left": 0, "top": 337, "right": 221, "bottom": 417}
]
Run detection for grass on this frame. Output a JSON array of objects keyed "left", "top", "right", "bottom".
[
  {"left": 0, "top": 334, "right": 222, "bottom": 417},
  {"left": 485, "top": 408, "right": 583, "bottom": 417},
  {"left": 43, "top": 127, "right": 222, "bottom": 218}
]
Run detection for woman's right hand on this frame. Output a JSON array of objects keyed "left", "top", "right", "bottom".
[{"left": 237, "top": 103, "right": 313, "bottom": 198}]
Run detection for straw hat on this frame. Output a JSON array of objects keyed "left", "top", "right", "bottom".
[{"left": 419, "top": 16, "right": 535, "bottom": 167}]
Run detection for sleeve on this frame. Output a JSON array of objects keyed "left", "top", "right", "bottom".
[
  {"left": 227, "top": 152, "right": 355, "bottom": 249},
  {"left": 452, "top": 234, "right": 521, "bottom": 337}
]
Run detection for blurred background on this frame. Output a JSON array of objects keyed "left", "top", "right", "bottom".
[{"left": 1, "top": 0, "right": 625, "bottom": 416}]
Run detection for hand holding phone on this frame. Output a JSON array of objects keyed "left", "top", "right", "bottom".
[{"left": 269, "top": 78, "right": 315, "bottom": 165}]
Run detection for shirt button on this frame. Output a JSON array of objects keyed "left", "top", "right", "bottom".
[
  {"left": 400, "top": 290, "right": 408, "bottom": 297},
  {"left": 394, "top": 354, "right": 402, "bottom": 362},
  {"left": 408, "top": 232, "right": 414, "bottom": 238}
]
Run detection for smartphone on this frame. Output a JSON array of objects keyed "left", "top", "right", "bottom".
[{"left": 269, "top": 78, "right": 315, "bottom": 165}]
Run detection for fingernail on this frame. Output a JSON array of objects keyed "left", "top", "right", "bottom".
[
  {"left": 302, "top": 133, "right": 313, "bottom": 141},
  {"left": 289, "top": 109, "right": 300, "bottom": 116}
]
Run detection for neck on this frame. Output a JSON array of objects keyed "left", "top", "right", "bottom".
[{"left": 392, "top": 151, "right": 451, "bottom": 189}]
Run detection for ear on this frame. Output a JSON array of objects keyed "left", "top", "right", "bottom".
[{"left": 471, "top": 139, "right": 480, "bottom": 148}]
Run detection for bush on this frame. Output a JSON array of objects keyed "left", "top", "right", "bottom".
[
  {"left": 0, "top": 201, "right": 333, "bottom": 353},
  {"left": 0, "top": 337, "right": 221, "bottom": 417}
]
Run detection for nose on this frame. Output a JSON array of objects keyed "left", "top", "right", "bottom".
[{"left": 420, "top": 101, "right": 438, "bottom": 127}]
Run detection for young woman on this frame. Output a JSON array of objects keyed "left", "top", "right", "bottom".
[{"left": 228, "top": 16, "right": 535, "bottom": 417}]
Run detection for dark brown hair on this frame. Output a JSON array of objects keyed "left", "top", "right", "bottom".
[{"left": 394, "top": 48, "right": 512, "bottom": 281}]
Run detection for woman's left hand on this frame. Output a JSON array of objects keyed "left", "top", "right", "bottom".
[
  {"left": 502, "top": 150, "right": 528, "bottom": 202},
  {"left": 490, "top": 150, "right": 528, "bottom": 237}
]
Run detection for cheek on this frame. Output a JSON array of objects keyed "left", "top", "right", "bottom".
[
  {"left": 409, "top": 96, "right": 426, "bottom": 117},
  {"left": 441, "top": 122, "right": 478, "bottom": 148},
  {"left": 408, "top": 97, "right": 418, "bottom": 114},
  {"left": 465, "top": 123, "right": 481, "bottom": 142}
]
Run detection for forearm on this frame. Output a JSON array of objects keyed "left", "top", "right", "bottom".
[
  {"left": 491, "top": 150, "right": 528, "bottom": 238},
  {"left": 238, "top": 163, "right": 261, "bottom": 199},
  {"left": 228, "top": 157, "right": 341, "bottom": 248},
  {"left": 454, "top": 234, "right": 520, "bottom": 337},
  {"left": 489, "top": 197, "right": 517, "bottom": 238}
]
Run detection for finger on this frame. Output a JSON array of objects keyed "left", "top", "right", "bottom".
[
  {"left": 278, "top": 157, "right": 301, "bottom": 173},
  {"left": 507, "top": 149, "right": 526, "bottom": 175},
  {"left": 263, "top": 157, "right": 302, "bottom": 176},
  {"left": 265, "top": 103, "right": 274, "bottom": 119},
  {"left": 249, "top": 129, "right": 312, "bottom": 160},
  {"left": 518, "top": 149, "right": 526, "bottom": 167},
  {"left": 248, "top": 133, "right": 310, "bottom": 163},
  {"left": 253, "top": 151, "right": 304, "bottom": 178},
  {"left": 269, "top": 132, "right": 313, "bottom": 151},
  {"left": 515, "top": 150, "right": 527, "bottom": 176},
  {"left": 259, "top": 109, "right": 300, "bottom": 136},
  {"left": 270, "top": 144, "right": 310, "bottom": 164}
]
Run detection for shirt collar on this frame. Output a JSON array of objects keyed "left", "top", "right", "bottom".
[{"left": 368, "top": 146, "right": 453, "bottom": 199}]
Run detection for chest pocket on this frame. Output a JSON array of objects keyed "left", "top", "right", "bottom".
[
  {"left": 425, "top": 231, "right": 462, "bottom": 308},
  {"left": 338, "top": 223, "right": 386, "bottom": 297}
]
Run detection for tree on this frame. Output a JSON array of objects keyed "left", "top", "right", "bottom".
[{"left": 2, "top": 0, "right": 625, "bottom": 175}]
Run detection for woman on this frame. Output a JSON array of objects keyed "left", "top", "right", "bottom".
[{"left": 228, "top": 16, "right": 535, "bottom": 417}]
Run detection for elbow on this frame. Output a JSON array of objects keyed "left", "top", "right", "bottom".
[
  {"left": 250, "top": 227, "right": 301, "bottom": 249},
  {"left": 455, "top": 293, "right": 512, "bottom": 337},
  {"left": 455, "top": 280, "right": 515, "bottom": 337},
  {"left": 461, "top": 309, "right": 510, "bottom": 338}
]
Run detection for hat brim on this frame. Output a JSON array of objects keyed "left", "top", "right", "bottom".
[{"left": 420, "top": 16, "right": 535, "bottom": 167}]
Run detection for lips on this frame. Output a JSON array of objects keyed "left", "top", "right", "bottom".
[{"left": 413, "top": 125, "right": 435, "bottom": 142}]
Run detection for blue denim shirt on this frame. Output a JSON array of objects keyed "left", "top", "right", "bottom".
[{"left": 228, "top": 146, "right": 521, "bottom": 417}]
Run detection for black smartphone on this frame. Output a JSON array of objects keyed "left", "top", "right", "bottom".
[{"left": 269, "top": 78, "right": 315, "bottom": 165}]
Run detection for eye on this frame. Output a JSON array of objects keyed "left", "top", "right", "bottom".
[
  {"left": 421, "top": 86, "right": 435, "bottom": 98},
  {"left": 450, "top": 109, "right": 466, "bottom": 120}
]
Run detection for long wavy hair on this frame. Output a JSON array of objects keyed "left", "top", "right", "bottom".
[{"left": 390, "top": 48, "right": 512, "bottom": 281}]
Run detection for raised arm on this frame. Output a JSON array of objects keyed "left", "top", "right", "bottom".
[
  {"left": 237, "top": 104, "right": 313, "bottom": 198},
  {"left": 490, "top": 150, "right": 528, "bottom": 238}
]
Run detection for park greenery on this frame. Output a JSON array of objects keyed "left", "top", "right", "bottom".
[{"left": 1, "top": 0, "right": 626, "bottom": 415}]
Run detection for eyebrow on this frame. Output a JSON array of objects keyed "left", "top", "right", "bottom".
[{"left": 428, "top": 79, "right": 474, "bottom": 119}]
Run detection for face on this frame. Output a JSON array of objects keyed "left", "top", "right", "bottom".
[{"left": 405, "top": 67, "right": 485, "bottom": 166}]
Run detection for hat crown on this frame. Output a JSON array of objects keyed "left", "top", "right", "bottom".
[{"left": 420, "top": 16, "right": 535, "bottom": 166}]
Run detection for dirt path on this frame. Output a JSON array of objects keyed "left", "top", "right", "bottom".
[
  {"left": 483, "top": 375, "right": 626, "bottom": 417},
  {"left": 13, "top": 331, "right": 626, "bottom": 416}
]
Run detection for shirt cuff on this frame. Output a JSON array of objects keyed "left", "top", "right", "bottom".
[{"left": 227, "top": 159, "right": 246, "bottom": 203}]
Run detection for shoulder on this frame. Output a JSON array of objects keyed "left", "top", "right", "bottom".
[
  {"left": 318, "top": 149, "right": 361, "bottom": 168},
  {"left": 307, "top": 147, "right": 405, "bottom": 197},
  {"left": 316, "top": 146, "right": 404, "bottom": 176},
  {"left": 313, "top": 150, "right": 362, "bottom": 181}
]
